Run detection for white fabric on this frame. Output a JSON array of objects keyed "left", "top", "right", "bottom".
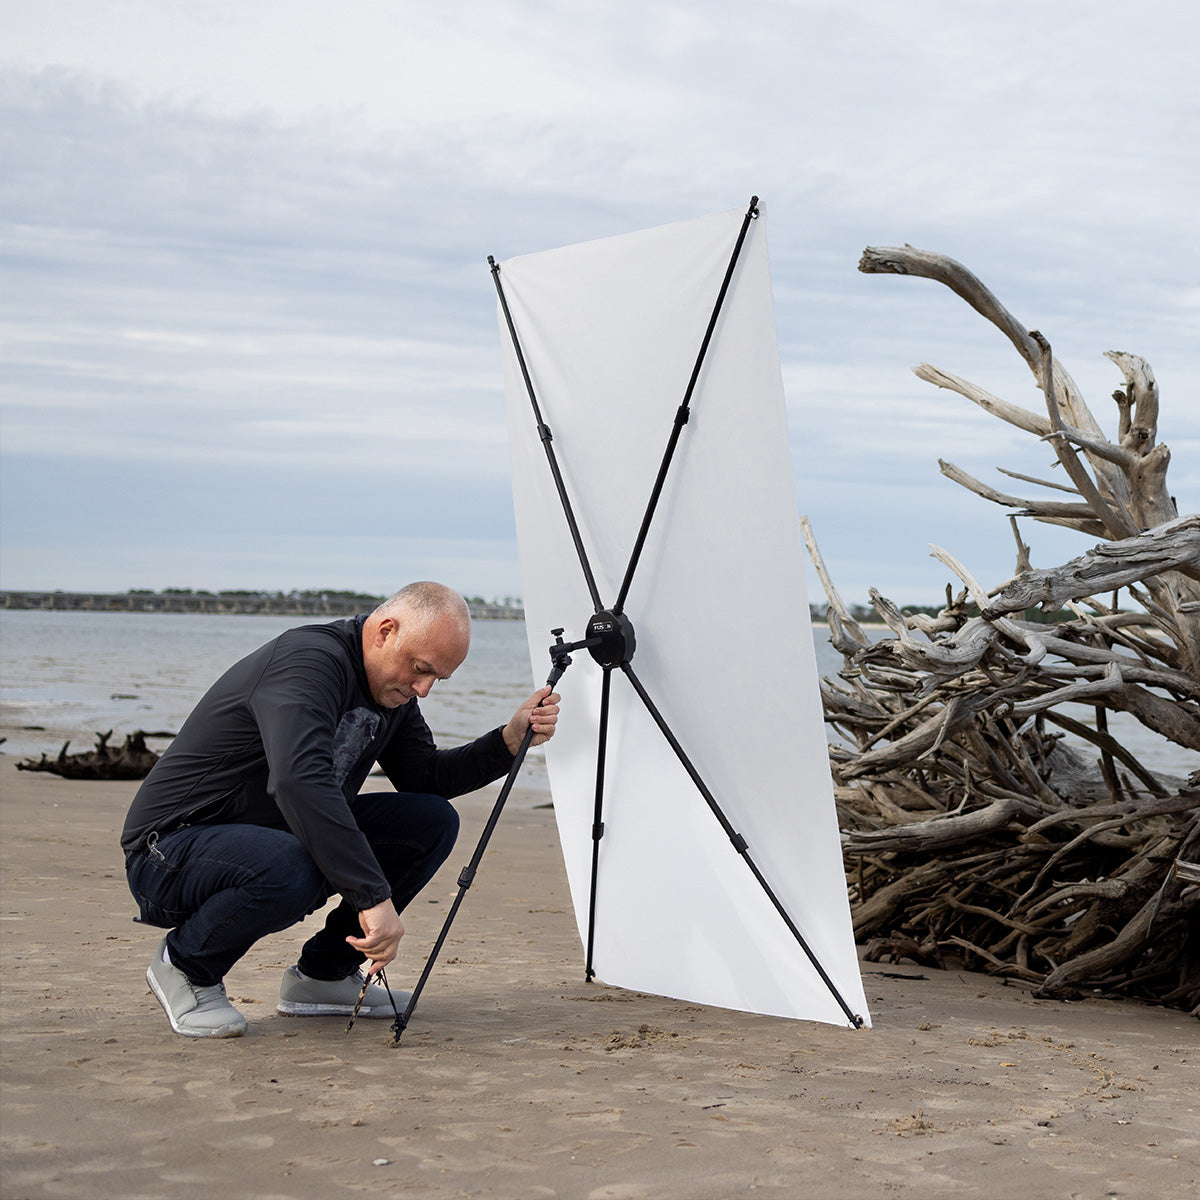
[{"left": 498, "top": 205, "right": 871, "bottom": 1028}]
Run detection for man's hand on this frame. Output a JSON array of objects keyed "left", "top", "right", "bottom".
[
  {"left": 346, "top": 899, "right": 405, "bottom": 974},
  {"left": 502, "top": 686, "right": 561, "bottom": 755}
]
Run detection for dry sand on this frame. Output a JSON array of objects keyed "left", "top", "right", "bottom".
[{"left": 1, "top": 770, "right": 1196, "bottom": 1199}]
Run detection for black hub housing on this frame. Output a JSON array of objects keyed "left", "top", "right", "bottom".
[{"left": 585, "top": 610, "right": 636, "bottom": 669}]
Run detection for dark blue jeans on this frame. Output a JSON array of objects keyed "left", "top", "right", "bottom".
[{"left": 126, "top": 792, "right": 459, "bottom": 987}]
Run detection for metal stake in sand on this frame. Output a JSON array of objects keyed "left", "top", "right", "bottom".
[
  {"left": 344, "top": 964, "right": 400, "bottom": 1034},
  {"left": 388, "top": 630, "right": 591, "bottom": 1046}
]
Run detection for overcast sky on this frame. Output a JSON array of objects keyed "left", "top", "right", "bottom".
[{"left": 3, "top": 1, "right": 1197, "bottom": 609}]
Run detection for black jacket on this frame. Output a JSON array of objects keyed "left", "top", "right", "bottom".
[{"left": 120, "top": 616, "right": 514, "bottom": 910}]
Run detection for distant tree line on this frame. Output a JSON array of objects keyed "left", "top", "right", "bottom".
[
  {"left": 154, "top": 587, "right": 387, "bottom": 604},
  {"left": 2, "top": 589, "right": 525, "bottom": 617}
]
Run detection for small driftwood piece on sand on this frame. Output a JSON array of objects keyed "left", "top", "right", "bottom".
[
  {"left": 17, "top": 730, "right": 160, "bottom": 780},
  {"left": 807, "top": 247, "right": 1199, "bottom": 1011}
]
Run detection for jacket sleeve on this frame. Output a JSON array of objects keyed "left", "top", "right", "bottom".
[
  {"left": 376, "top": 704, "right": 515, "bottom": 799},
  {"left": 249, "top": 642, "right": 392, "bottom": 912}
]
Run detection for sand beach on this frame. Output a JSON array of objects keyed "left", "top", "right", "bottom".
[{"left": 2, "top": 770, "right": 1196, "bottom": 1199}]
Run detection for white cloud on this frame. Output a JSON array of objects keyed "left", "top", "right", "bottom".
[{"left": 1, "top": 1, "right": 1196, "bottom": 597}]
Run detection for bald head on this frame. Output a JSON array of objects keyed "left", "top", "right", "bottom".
[
  {"left": 361, "top": 582, "right": 471, "bottom": 707},
  {"left": 372, "top": 582, "right": 471, "bottom": 637}
]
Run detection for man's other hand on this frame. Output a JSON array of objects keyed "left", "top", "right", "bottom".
[{"left": 347, "top": 899, "right": 405, "bottom": 973}]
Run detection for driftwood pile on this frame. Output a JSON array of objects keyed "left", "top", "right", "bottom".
[
  {"left": 17, "top": 730, "right": 160, "bottom": 780},
  {"left": 807, "top": 246, "right": 1199, "bottom": 1011}
]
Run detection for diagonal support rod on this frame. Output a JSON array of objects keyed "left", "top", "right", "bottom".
[
  {"left": 490, "top": 255, "right": 604, "bottom": 613},
  {"left": 620, "top": 661, "right": 864, "bottom": 1028},
  {"left": 613, "top": 195, "right": 759, "bottom": 615}
]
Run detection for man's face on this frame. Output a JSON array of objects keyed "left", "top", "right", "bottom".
[{"left": 364, "top": 613, "right": 470, "bottom": 708}]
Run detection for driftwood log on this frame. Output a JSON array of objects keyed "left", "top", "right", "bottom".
[
  {"left": 16, "top": 730, "right": 160, "bottom": 780},
  {"left": 808, "top": 247, "right": 1199, "bottom": 1012}
]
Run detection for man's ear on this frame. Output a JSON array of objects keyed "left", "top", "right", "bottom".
[{"left": 373, "top": 616, "right": 398, "bottom": 647}]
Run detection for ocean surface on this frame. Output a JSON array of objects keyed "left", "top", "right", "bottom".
[{"left": 1, "top": 610, "right": 1194, "bottom": 791}]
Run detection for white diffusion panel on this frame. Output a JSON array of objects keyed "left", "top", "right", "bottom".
[{"left": 499, "top": 205, "right": 870, "bottom": 1028}]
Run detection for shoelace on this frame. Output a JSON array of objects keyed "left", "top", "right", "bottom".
[{"left": 192, "top": 981, "right": 229, "bottom": 1007}]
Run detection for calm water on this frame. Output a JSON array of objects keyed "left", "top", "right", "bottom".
[
  {"left": 1, "top": 610, "right": 1193, "bottom": 786},
  {"left": 0, "top": 611, "right": 548, "bottom": 790}
]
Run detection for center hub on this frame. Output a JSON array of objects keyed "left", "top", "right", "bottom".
[{"left": 585, "top": 609, "right": 636, "bottom": 669}]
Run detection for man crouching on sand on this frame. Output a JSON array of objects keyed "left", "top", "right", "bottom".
[{"left": 120, "top": 582, "right": 560, "bottom": 1038}]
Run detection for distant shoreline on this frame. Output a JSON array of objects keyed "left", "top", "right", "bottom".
[
  {"left": 0, "top": 590, "right": 524, "bottom": 621},
  {"left": 1, "top": 592, "right": 885, "bottom": 627}
]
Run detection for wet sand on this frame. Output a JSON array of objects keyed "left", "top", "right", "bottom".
[{"left": 1, "top": 770, "right": 1196, "bottom": 1199}]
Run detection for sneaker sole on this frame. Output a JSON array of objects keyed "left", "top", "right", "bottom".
[
  {"left": 276, "top": 1000, "right": 405, "bottom": 1018},
  {"left": 146, "top": 966, "right": 246, "bottom": 1038}
]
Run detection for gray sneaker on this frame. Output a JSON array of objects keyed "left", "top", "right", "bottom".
[
  {"left": 276, "top": 965, "right": 409, "bottom": 1018},
  {"left": 146, "top": 939, "right": 247, "bottom": 1038}
]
